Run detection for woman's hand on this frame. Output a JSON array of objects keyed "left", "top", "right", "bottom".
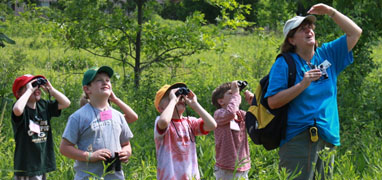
[
  {"left": 301, "top": 69, "right": 322, "bottom": 87},
  {"left": 307, "top": 3, "right": 334, "bottom": 16}
]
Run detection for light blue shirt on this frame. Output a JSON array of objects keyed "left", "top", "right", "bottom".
[{"left": 265, "top": 35, "right": 353, "bottom": 146}]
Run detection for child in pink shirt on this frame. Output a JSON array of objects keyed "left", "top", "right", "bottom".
[
  {"left": 154, "top": 83, "right": 217, "bottom": 180},
  {"left": 211, "top": 81, "right": 251, "bottom": 180}
]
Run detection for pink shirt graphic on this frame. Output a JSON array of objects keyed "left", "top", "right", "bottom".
[
  {"left": 214, "top": 93, "right": 251, "bottom": 171},
  {"left": 154, "top": 116, "right": 209, "bottom": 180}
]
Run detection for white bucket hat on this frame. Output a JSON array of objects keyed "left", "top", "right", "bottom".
[{"left": 283, "top": 15, "right": 316, "bottom": 38}]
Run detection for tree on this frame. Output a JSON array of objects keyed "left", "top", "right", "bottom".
[
  {"left": 0, "top": 16, "right": 15, "bottom": 48},
  {"left": 47, "top": 0, "right": 214, "bottom": 88},
  {"left": 47, "top": 0, "right": 250, "bottom": 88}
]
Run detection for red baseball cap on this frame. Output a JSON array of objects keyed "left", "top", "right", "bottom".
[{"left": 12, "top": 74, "right": 46, "bottom": 99}]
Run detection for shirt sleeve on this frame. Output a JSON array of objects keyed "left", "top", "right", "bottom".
[
  {"left": 264, "top": 56, "right": 289, "bottom": 98},
  {"left": 119, "top": 112, "right": 133, "bottom": 144},
  {"left": 47, "top": 100, "right": 62, "bottom": 117},
  {"left": 316, "top": 35, "right": 353, "bottom": 76},
  {"left": 188, "top": 117, "right": 209, "bottom": 136},
  {"left": 11, "top": 103, "right": 23, "bottom": 123},
  {"left": 214, "top": 93, "right": 241, "bottom": 126},
  {"left": 154, "top": 116, "right": 169, "bottom": 139},
  {"left": 62, "top": 113, "right": 80, "bottom": 144}
]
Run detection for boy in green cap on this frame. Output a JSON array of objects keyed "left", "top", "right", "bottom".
[{"left": 60, "top": 66, "right": 135, "bottom": 180}]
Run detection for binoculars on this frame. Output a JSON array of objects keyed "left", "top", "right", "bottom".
[
  {"left": 175, "top": 87, "right": 190, "bottom": 97},
  {"left": 32, "top": 77, "right": 47, "bottom": 87},
  {"left": 237, "top": 80, "right": 248, "bottom": 91},
  {"left": 105, "top": 152, "right": 121, "bottom": 172}
]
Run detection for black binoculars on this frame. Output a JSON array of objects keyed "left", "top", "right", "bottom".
[
  {"left": 237, "top": 80, "right": 248, "bottom": 91},
  {"left": 175, "top": 87, "right": 190, "bottom": 97},
  {"left": 32, "top": 77, "right": 47, "bottom": 88},
  {"left": 105, "top": 152, "right": 121, "bottom": 172}
]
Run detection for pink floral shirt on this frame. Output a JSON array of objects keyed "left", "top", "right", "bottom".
[
  {"left": 214, "top": 93, "right": 251, "bottom": 171},
  {"left": 154, "top": 116, "right": 209, "bottom": 180}
]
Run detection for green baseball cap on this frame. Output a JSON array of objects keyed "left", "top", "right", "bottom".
[{"left": 82, "top": 66, "right": 114, "bottom": 86}]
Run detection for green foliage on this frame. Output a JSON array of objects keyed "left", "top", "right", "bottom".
[
  {"left": 0, "top": 16, "right": 15, "bottom": 47},
  {"left": 159, "top": 0, "right": 221, "bottom": 23},
  {"left": 0, "top": 49, "right": 26, "bottom": 98},
  {"left": 253, "top": 0, "right": 293, "bottom": 31},
  {"left": 207, "top": 0, "right": 253, "bottom": 29},
  {"left": 45, "top": 0, "right": 222, "bottom": 88}
]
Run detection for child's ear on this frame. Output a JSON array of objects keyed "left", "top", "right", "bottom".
[
  {"left": 158, "top": 106, "right": 164, "bottom": 113},
  {"left": 16, "top": 91, "right": 22, "bottom": 98},
  {"left": 16, "top": 86, "right": 25, "bottom": 98},
  {"left": 158, "top": 97, "right": 169, "bottom": 113},
  {"left": 217, "top": 98, "right": 224, "bottom": 106},
  {"left": 83, "top": 86, "right": 91, "bottom": 95}
]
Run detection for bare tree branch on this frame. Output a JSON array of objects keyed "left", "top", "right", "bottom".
[
  {"left": 80, "top": 48, "right": 134, "bottom": 69},
  {"left": 140, "top": 49, "right": 198, "bottom": 71},
  {"left": 141, "top": 46, "right": 185, "bottom": 66},
  {"left": 117, "top": 27, "right": 136, "bottom": 60}
]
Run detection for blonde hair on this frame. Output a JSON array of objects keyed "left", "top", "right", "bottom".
[{"left": 79, "top": 92, "right": 89, "bottom": 107}]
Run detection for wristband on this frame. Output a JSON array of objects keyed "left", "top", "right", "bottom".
[{"left": 87, "top": 152, "right": 92, "bottom": 162}]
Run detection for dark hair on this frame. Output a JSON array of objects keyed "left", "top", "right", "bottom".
[
  {"left": 281, "top": 20, "right": 317, "bottom": 53},
  {"left": 211, "top": 82, "right": 231, "bottom": 109}
]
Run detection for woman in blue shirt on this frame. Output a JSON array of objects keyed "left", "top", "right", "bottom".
[{"left": 264, "top": 3, "right": 362, "bottom": 180}]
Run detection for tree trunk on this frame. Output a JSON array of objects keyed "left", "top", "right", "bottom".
[{"left": 134, "top": 0, "right": 143, "bottom": 88}]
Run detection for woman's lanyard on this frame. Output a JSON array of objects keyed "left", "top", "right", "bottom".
[{"left": 298, "top": 55, "right": 315, "bottom": 72}]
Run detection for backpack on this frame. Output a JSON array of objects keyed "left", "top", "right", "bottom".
[{"left": 245, "top": 53, "right": 296, "bottom": 150}]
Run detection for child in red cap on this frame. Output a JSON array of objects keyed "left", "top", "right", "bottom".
[{"left": 11, "top": 74, "right": 71, "bottom": 179}]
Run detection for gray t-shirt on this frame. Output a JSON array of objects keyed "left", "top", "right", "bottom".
[{"left": 62, "top": 103, "right": 133, "bottom": 180}]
